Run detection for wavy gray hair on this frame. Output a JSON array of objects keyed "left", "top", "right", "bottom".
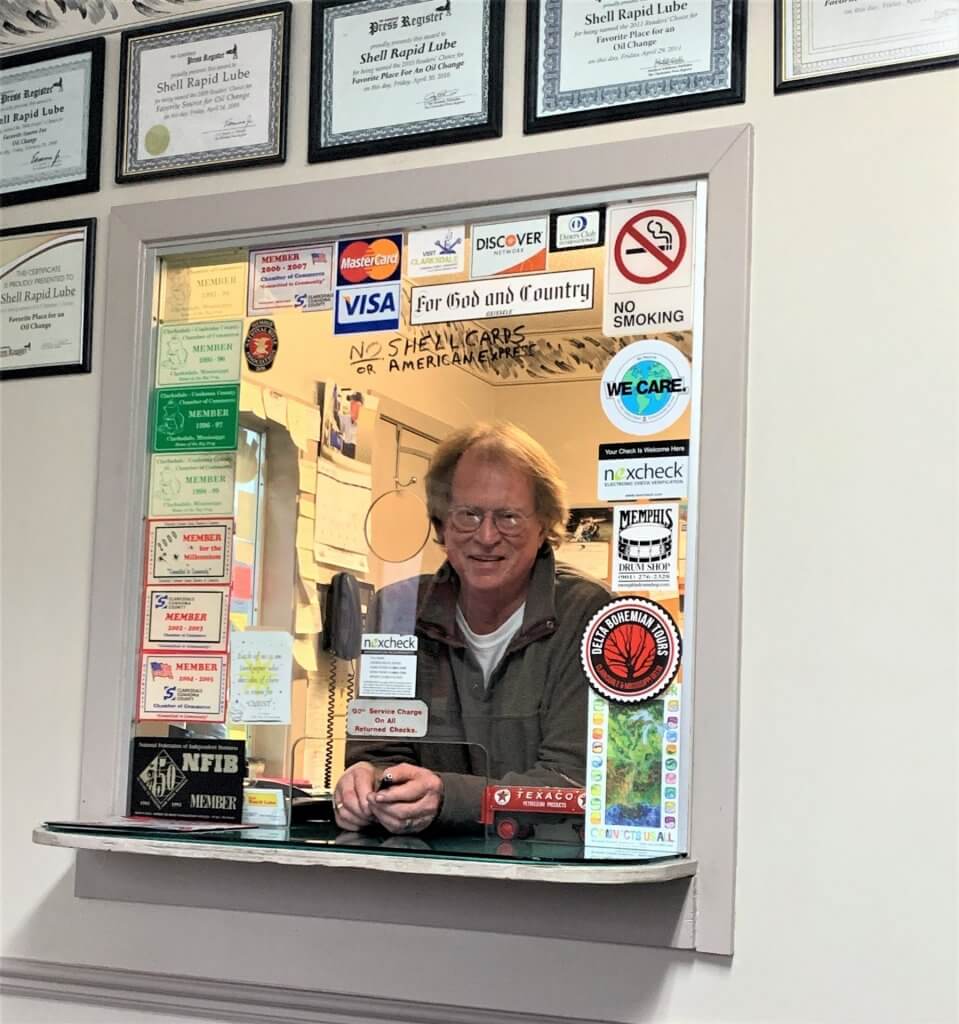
[{"left": 425, "top": 422, "right": 569, "bottom": 549}]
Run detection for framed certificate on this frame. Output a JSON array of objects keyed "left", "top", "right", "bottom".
[
  {"left": 0, "top": 38, "right": 104, "bottom": 207},
  {"left": 775, "top": 0, "right": 959, "bottom": 91},
  {"left": 309, "top": 0, "right": 505, "bottom": 162},
  {"left": 116, "top": 3, "right": 290, "bottom": 183},
  {"left": 0, "top": 218, "right": 96, "bottom": 381},
  {"left": 524, "top": 0, "right": 747, "bottom": 134}
]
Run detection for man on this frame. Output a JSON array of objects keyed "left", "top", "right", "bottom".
[{"left": 333, "top": 422, "right": 610, "bottom": 834}]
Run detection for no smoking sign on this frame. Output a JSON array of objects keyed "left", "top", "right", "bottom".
[
  {"left": 603, "top": 199, "right": 695, "bottom": 337},
  {"left": 606, "top": 201, "right": 694, "bottom": 295}
]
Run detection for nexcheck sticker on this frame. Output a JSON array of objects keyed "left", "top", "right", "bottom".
[
  {"left": 600, "top": 340, "right": 691, "bottom": 436},
  {"left": 142, "top": 585, "right": 230, "bottom": 652},
  {"left": 359, "top": 633, "right": 418, "bottom": 698},
  {"left": 598, "top": 440, "right": 689, "bottom": 501},
  {"left": 138, "top": 653, "right": 228, "bottom": 722},
  {"left": 146, "top": 518, "right": 234, "bottom": 584}
]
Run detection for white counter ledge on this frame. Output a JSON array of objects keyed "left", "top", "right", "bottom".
[{"left": 34, "top": 826, "right": 698, "bottom": 885}]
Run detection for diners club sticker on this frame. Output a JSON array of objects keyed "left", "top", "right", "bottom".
[
  {"left": 244, "top": 319, "right": 278, "bottom": 372},
  {"left": 581, "top": 598, "right": 681, "bottom": 703}
]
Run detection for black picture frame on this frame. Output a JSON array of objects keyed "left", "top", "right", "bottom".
[
  {"left": 523, "top": 0, "right": 747, "bottom": 135},
  {"left": 116, "top": 2, "right": 291, "bottom": 184},
  {"left": 0, "top": 217, "right": 96, "bottom": 381},
  {"left": 0, "top": 38, "right": 104, "bottom": 207},
  {"left": 774, "top": 0, "right": 959, "bottom": 94},
  {"left": 308, "top": 0, "right": 505, "bottom": 163}
]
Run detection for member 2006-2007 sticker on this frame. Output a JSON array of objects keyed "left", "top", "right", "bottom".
[{"left": 581, "top": 598, "right": 682, "bottom": 704}]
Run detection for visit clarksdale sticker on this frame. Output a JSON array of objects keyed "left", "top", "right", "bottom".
[
  {"left": 600, "top": 339, "right": 691, "bottom": 436},
  {"left": 581, "top": 598, "right": 682, "bottom": 703}
]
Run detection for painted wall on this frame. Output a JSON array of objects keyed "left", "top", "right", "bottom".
[{"left": 2, "top": 2, "right": 956, "bottom": 1022}]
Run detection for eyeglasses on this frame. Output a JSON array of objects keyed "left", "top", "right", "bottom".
[{"left": 447, "top": 505, "right": 535, "bottom": 537}]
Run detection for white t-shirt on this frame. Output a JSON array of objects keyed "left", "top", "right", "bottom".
[{"left": 456, "top": 602, "right": 526, "bottom": 688}]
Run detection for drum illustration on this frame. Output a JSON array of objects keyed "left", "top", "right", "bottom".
[{"left": 617, "top": 521, "right": 672, "bottom": 563}]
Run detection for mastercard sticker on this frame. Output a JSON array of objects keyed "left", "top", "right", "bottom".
[{"left": 336, "top": 234, "right": 403, "bottom": 287}]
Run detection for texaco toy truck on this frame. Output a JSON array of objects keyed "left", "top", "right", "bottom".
[{"left": 480, "top": 785, "right": 586, "bottom": 841}]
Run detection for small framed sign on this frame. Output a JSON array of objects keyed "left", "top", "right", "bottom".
[
  {"left": 774, "top": 0, "right": 959, "bottom": 92},
  {"left": 309, "top": 0, "right": 505, "bottom": 162},
  {"left": 116, "top": 3, "right": 290, "bottom": 183},
  {"left": 0, "top": 37, "right": 104, "bottom": 207},
  {"left": 524, "top": 0, "right": 747, "bottom": 134},
  {"left": 0, "top": 218, "right": 95, "bottom": 381}
]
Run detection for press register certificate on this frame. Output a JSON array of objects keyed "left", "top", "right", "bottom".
[
  {"left": 0, "top": 51, "right": 94, "bottom": 194},
  {"left": 323, "top": 0, "right": 489, "bottom": 145}
]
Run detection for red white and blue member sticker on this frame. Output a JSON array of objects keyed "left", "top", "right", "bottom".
[{"left": 581, "top": 598, "right": 682, "bottom": 703}]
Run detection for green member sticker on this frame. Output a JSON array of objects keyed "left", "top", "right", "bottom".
[{"left": 151, "top": 384, "right": 240, "bottom": 453}]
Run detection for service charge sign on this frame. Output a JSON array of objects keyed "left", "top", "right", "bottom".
[
  {"left": 142, "top": 586, "right": 230, "bottom": 652},
  {"left": 146, "top": 518, "right": 234, "bottom": 584}
]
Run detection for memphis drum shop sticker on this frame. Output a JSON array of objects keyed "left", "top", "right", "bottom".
[
  {"left": 581, "top": 598, "right": 682, "bottom": 703},
  {"left": 244, "top": 319, "right": 278, "bottom": 372},
  {"left": 600, "top": 339, "right": 691, "bottom": 435}
]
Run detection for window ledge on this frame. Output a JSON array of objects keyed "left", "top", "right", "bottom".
[{"left": 34, "top": 826, "right": 697, "bottom": 885}]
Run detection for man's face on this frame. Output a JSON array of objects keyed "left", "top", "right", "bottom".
[{"left": 443, "top": 448, "right": 545, "bottom": 607}]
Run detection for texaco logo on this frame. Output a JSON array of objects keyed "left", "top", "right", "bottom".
[
  {"left": 581, "top": 599, "right": 682, "bottom": 703},
  {"left": 137, "top": 747, "right": 188, "bottom": 809},
  {"left": 493, "top": 788, "right": 511, "bottom": 806}
]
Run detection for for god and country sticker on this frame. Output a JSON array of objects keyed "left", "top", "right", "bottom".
[
  {"left": 600, "top": 339, "right": 691, "bottom": 435},
  {"left": 581, "top": 598, "right": 682, "bottom": 703}
]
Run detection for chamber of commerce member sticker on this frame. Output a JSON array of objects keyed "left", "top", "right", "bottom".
[
  {"left": 600, "top": 339, "right": 691, "bottom": 435},
  {"left": 581, "top": 598, "right": 682, "bottom": 703}
]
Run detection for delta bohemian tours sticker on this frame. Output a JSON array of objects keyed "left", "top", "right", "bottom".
[{"left": 581, "top": 598, "right": 682, "bottom": 703}]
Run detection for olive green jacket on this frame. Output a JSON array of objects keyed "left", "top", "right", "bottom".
[{"left": 347, "top": 546, "right": 611, "bottom": 830}]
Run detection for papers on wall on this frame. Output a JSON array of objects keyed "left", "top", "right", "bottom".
[
  {"left": 228, "top": 629, "right": 294, "bottom": 725},
  {"left": 313, "top": 459, "right": 371, "bottom": 574},
  {"left": 287, "top": 402, "right": 322, "bottom": 450}
]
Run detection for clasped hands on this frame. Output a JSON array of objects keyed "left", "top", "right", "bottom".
[{"left": 333, "top": 761, "right": 443, "bottom": 834}]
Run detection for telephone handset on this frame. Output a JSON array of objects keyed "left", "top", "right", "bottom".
[{"left": 321, "top": 572, "right": 363, "bottom": 661}]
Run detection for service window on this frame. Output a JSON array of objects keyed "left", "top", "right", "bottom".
[{"left": 129, "top": 181, "right": 704, "bottom": 865}]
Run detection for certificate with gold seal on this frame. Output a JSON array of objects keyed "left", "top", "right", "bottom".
[{"left": 117, "top": 3, "right": 290, "bottom": 183}]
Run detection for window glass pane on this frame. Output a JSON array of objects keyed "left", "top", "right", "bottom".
[{"left": 132, "top": 188, "right": 701, "bottom": 865}]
